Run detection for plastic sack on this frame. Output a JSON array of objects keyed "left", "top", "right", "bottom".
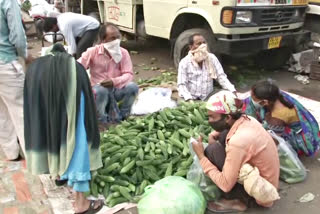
[
  {"left": 138, "top": 176, "right": 206, "bottom": 214},
  {"left": 238, "top": 164, "right": 280, "bottom": 204},
  {"left": 269, "top": 131, "right": 307, "bottom": 184},
  {"left": 29, "top": 0, "right": 59, "bottom": 17},
  {"left": 131, "top": 87, "right": 177, "bottom": 115},
  {"left": 187, "top": 140, "right": 221, "bottom": 201}
]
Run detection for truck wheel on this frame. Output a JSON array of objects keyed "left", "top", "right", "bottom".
[
  {"left": 255, "top": 47, "right": 292, "bottom": 70},
  {"left": 173, "top": 28, "right": 217, "bottom": 68}
]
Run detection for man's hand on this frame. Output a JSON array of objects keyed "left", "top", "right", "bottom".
[
  {"left": 208, "top": 131, "right": 220, "bottom": 144},
  {"left": 192, "top": 136, "right": 205, "bottom": 160},
  {"left": 101, "top": 79, "right": 114, "bottom": 88}
]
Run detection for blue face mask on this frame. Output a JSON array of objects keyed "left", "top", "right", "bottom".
[{"left": 251, "top": 99, "right": 263, "bottom": 109}]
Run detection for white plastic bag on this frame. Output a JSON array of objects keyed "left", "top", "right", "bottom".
[
  {"left": 131, "top": 87, "right": 177, "bottom": 115},
  {"left": 187, "top": 139, "right": 221, "bottom": 201},
  {"left": 268, "top": 130, "right": 307, "bottom": 184},
  {"left": 43, "top": 32, "right": 64, "bottom": 43},
  {"left": 29, "top": 0, "right": 58, "bottom": 17}
]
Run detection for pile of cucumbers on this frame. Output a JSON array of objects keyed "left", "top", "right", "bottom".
[{"left": 92, "top": 102, "right": 212, "bottom": 207}]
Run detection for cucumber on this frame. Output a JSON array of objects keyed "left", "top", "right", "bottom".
[
  {"left": 103, "top": 184, "right": 110, "bottom": 198},
  {"left": 108, "top": 197, "right": 128, "bottom": 207},
  {"left": 119, "top": 186, "right": 132, "bottom": 200},
  {"left": 98, "top": 175, "right": 115, "bottom": 183},
  {"left": 165, "top": 161, "right": 173, "bottom": 177},
  {"left": 148, "top": 117, "right": 155, "bottom": 132},
  {"left": 120, "top": 160, "right": 136, "bottom": 174}
]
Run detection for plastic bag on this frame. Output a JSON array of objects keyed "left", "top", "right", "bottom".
[
  {"left": 268, "top": 131, "right": 307, "bottom": 184},
  {"left": 131, "top": 87, "right": 177, "bottom": 115},
  {"left": 187, "top": 140, "right": 221, "bottom": 201},
  {"left": 238, "top": 164, "right": 280, "bottom": 204},
  {"left": 138, "top": 176, "right": 206, "bottom": 214}
]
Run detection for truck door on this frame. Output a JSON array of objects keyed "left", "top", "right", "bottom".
[
  {"left": 143, "top": 0, "right": 188, "bottom": 39},
  {"left": 103, "top": 0, "right": 142, "bottom": 32}
]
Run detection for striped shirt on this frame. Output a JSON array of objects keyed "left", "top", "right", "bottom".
[{"left": 177, "top": 53, "right": 236, "bottom": 100}]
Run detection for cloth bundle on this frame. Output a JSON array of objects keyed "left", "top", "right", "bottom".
[
  {"left": 238, "top": 164, "right": 280, "bottom": 204},
  {"left": 189, "top": 44, "right": 217, "bottom": 79}
]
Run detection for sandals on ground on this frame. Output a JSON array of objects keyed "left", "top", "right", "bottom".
[{"left": 75, "top": 200, "right": 103, "bottom": 214}]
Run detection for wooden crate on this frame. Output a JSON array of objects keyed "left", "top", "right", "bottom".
[{"left": 310, "top": 61, "right": 320, "bottom": 80}]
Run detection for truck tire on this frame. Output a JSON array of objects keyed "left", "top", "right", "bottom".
[
  {"left": 255, "top": 47, "right": 291, "bottom": 70},
  {"left": 173, "top": 28, "right": 217, "bottom": 68}
]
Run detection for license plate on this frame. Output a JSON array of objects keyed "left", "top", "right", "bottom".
[
  {"left": 268, "top": 36, "right": 282, "bottom": 49},
  {"left": 293, "top": 0, "right": 308, "bottom": 5}
]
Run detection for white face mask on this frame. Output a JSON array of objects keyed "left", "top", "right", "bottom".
[
  {"left": 103, "top": 39, "right": 122, "bottom": 63},
  {"left": 251, "top": 99, "right": 263, "bottom": 109}
]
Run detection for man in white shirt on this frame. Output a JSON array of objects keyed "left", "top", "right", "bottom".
[
  {"left": 177, "top": 34, "right": 236, "bottom": 101},
  {"left": 43, "top": 13, "right": 100, "bottom": 58}
]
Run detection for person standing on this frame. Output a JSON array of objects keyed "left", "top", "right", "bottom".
[
  {"left": 42, "top": 12, "right": 100, "bottom": 58},
  {"left": 24, "top": 44, "right": 103, "bottom": 213},
  {"left": 177, "top": 34, "right": 236, "bottom": 101},
  {"left": 0, "top": 0, "right": 32, "bottom": 160}
]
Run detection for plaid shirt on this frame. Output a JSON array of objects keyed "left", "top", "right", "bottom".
[{"left": 177, "top": 53, "right": 236, "bottom": 100}]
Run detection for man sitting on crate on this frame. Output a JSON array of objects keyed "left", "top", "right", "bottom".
[
  {"left": 177, "top": 34, "right": 236, "bottom": 101},
  {"left": 78, "top": 23, "right": 138, "bottom": 124},
  {"left": 192, "top": 91, "right": 280, "bottom": 212}
]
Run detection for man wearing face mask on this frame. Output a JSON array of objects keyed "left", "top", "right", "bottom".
[
  {"left": 78, "top": 23, "right": 138, "bottom": 124},
  {"left": 192, "top": 91, "right": 280, "bottom": 212},
  {"left": 177, "top": 34, "right": 236, "bottom": 101}
]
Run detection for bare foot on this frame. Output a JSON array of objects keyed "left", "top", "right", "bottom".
[
  {"left": 208, "top": 199, "right": 247, "bottom": 212},
  {"left": 74, "top": 200, "right": 103, "bottom": 213}
]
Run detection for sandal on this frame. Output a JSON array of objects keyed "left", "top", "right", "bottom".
[
  {"left": 55, "top": 179, "right": 67, "bottom": 186},
  {"left": 75, "top": 200, "right": 103, "bottom": 214}
]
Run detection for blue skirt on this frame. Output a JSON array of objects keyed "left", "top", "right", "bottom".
[{"left": 61, "top": 92, "right": 91, "bottom": 192}]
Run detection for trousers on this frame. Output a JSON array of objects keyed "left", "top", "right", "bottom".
[
  {"left": 93, "top": 82, "right": 139, "bottom": 123},
  {"left": 0, "top": 60, "right": 25, "bottom": 159}
]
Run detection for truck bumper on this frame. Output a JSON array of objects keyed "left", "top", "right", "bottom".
[{"left": 216, "top": 30, "right": 311, "bottom": 56}]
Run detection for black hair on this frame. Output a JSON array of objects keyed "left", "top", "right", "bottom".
[
  {"left": 251, "top": 79, "right": 294, "bottom": 109},
  {"left": 43, "top": 17, "right": 57, "bottom": 32},
  {"left": 188, "top": 33, "right": 203, "bottom": 46},
  {"left": 98, "top": 23, "right": 120, "bottom": 42}
]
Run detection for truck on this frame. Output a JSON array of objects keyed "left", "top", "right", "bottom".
[
  {"left": 305, "top": 0, "right": 320, "bottom": 39},
  {"left": 82, "top": 0, "right": 310, "bottom": 69}
]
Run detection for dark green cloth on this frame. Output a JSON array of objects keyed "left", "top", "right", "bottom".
[{"left": 24, "top": 45, "right": 102, "bottom": 175}]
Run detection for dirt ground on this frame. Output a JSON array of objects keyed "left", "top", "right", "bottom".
[{"left": 25, "top": 37, "right": 320, "bottom": 214}]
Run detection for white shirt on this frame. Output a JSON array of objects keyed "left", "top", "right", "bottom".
[
  {"left": 177, "top": 53, "right": 236, "bottom": 101},
  {"left": 57, "top": 12, "right": 100, "bottom": 54}
]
